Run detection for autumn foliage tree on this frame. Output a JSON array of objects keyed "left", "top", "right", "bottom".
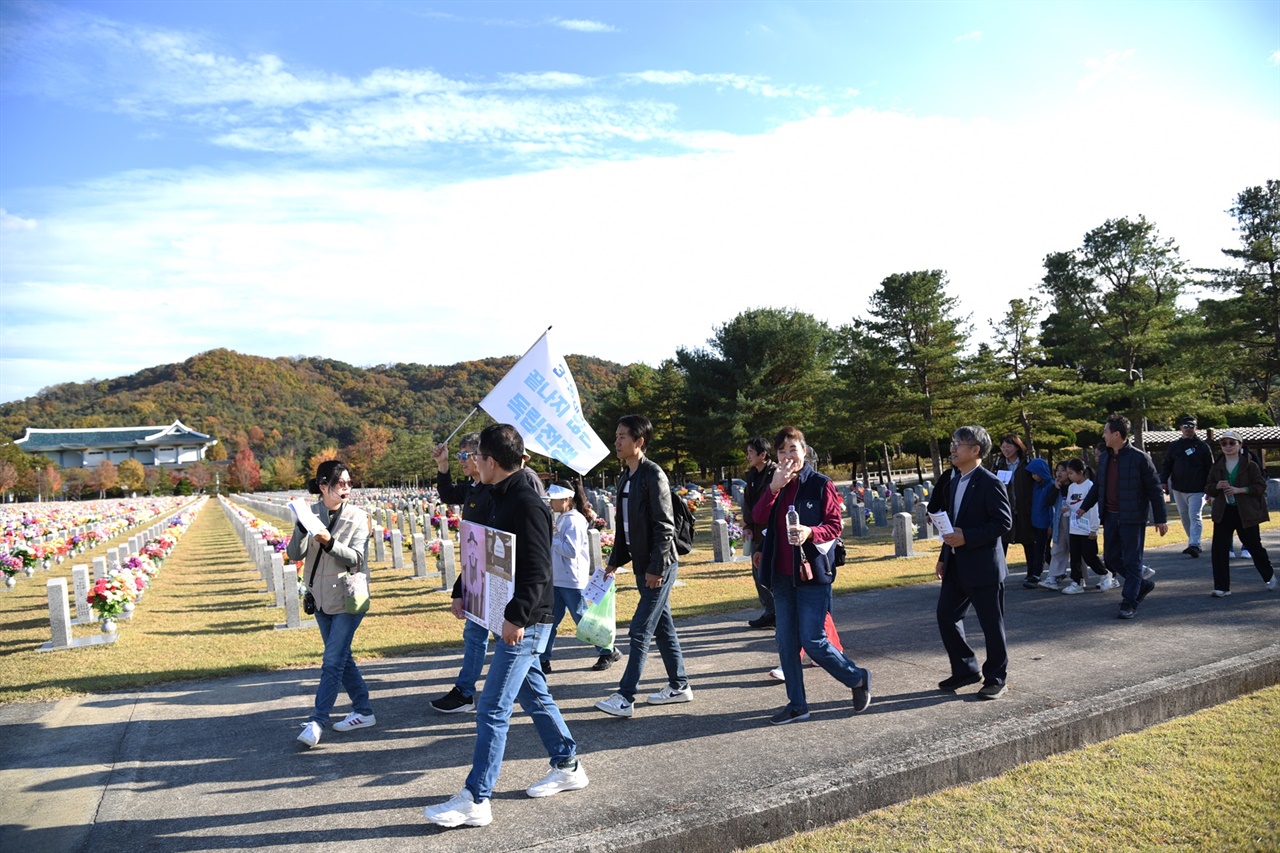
[
  {"left": 118, "top": 458, "right": 146, "bottom": 493},
  {"left": 90, "top": 460, "right": 118, "bottom": 498},
  {"left": 228, "top": 448, "right": 262, "bottom": 492}
]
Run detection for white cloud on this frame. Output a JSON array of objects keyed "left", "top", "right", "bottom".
[
  {"left": 622, "top": 70, "right": 817, "bottom": 99},
  {"left": 0, "top": 209, "right": 37, "bottom": 232},
  {"left": 1078, "top": 48, "right": 1137, "bottom": 91},
  {"left": 4, "top": 101, "right": 1276, "bottom": 403},
  {"left": 553, "top": 18, "right": 617, "bottom": 34},
  {"left": 955, "top": 31, "right": 983, "bottom": 42},
  {"left": 1269, "top": 50, "right": 1280, "bottom": 66}
]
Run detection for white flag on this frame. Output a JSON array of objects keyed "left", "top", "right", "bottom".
[{"left": 480, "top": 329, "right": 611, "bottom": 475}]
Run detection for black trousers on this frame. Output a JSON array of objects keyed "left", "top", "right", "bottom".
[
  {"left": 936, "top": 566, "right": 1007, "bottom": 685},
  {"left": 1210, "top": 504, "right": 1274, "bottom": 592},
  {"left": 1068, "top": 535, "right": 1107, "bottom": 583}
]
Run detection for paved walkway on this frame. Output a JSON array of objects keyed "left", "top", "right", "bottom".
[{"left": 3, "top": 532, "right": 1277, "bottom": 853}]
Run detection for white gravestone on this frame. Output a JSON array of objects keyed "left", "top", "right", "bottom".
[
  {"left": 892, "top": 512, "right": 915, "bottom": 557},
  {"left": 71, "top": 565, "right": 93, "bottom": 624}
]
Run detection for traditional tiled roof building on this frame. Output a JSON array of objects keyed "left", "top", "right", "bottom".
[{"left": 15, "top": 420, "right": 218, "bottom": 469}]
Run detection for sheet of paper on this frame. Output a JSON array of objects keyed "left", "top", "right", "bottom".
[
  {"left": 288, "top": 499, "right": 327, "bottom": 537},
  {"left": 583, "top": 568, "right": 614, "bottom": 606},
  {"left": 928, "top": 511, "right": 954, "bottom": 538},
  {"left": 996, "top": 470, "right": 1013, "bottom": 484},
  {"left": 1069, "top": 513, "right": 1094, "bottom": 536}
]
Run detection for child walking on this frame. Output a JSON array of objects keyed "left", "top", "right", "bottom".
[{"left": 1060, "top": 459, "right": 1113, "bottom": 594}]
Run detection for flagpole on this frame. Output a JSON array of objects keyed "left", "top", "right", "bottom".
[{"left": 442, "top": 407, "right": 479, "bottom": 446}]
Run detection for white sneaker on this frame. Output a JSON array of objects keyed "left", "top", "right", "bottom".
[
  {"left": 1142, "top": 565, "right": 1155, "bottom": 580},
  {"left": 1266, "top": 576, "right": 1278, "bottom": 591},
  {"left": 333, "top": 712, "right": 375, "bottom": 732},
  {"left": 595, "top": 693, "right": 634, "bottom": 717},
  {"left": 423, "top": 790, "right": 492, "bottom": 828},
  {"left": 647, "top": 684, "right": 694, "bottom": 705},
  {"left": 1241, "top": 549, "right": 1252, "bottom": 559},
  {"left": 1061, "top": 581, "right": 1086, "bottom": 595},
  {"left": 526, "top": 760, "right": 589, "bottom": 798},
  {"left": 1038, "top": 576, "right": 1060, "bottom": 590},
  {"left": 1211, "top": 589, "right": 1231, "bottom": 598},
  {"left": 297, "top": 721, "right": 321, "bottom": 748},
  {"left": 1097, "top": 574, "right": 1118, "bottom": 591},
  {"left": 767, "top": 666, "right": 785, "bottom": 681}
]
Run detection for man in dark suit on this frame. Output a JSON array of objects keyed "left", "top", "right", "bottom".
[{"left": 929, "top": 425, "right": 1014, "bottom": 700}]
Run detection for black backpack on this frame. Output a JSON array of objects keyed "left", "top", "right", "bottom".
[{"left": 671, "top": 486, "right": 695, "bottom": 556}]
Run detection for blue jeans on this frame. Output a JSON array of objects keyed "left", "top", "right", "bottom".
[
  {"left": 617, "top": 566, "right": 687, "bottom": 703},
  {"left": 311, "top": 610, "right": 372, "bottom": 726},
  {"left": 1170, "top": 490, "right": 1205, "bottom": 548},
  {"left": 772, "top": 581, "right": 864, "bottom": 713},
  {"left": 465, "top": 623, "right": 577, "bottom": 802},
  {"left": 455, "top": 617, "right": 492, "bottom": 699},
  {"left": 543, "top": 586, "right": 610, "bottom": 663},
  {"left": 1101, "top": 512, "right": 1147, "bottom": 607}
]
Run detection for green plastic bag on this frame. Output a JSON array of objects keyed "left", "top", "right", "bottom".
[
  {"left": 342, "top": 571, "right": 370, "bottom": 615},
  {"left": 576, "top": 583, "right": 616, "bottom": 649}
]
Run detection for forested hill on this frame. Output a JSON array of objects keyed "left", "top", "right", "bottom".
[{"left": 0, "top": 348, "right": 628, "bottom": 456}]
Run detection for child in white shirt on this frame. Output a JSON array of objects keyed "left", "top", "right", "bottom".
[{"left": 1061, "top": 459, "right": 1115, "bottom": 594}]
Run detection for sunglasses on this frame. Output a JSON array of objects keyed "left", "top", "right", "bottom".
[
  {"left": 456, "top": 451, "right": 477, "bottom": 461},
  {"left": 1219, "top": 439, "right": 1239, "bottom": 446}
]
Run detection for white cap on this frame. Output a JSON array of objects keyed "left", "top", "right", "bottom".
[{"left": 547, "top": 484, "right": 573, "bottom": 500}]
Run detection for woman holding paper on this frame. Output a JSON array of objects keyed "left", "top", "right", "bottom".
[
  {"left": 541, "top": 480, "right": 620, "bottom": 673},
  {"left": 287, "top": 459, "right": 374, "bottom": 748}
]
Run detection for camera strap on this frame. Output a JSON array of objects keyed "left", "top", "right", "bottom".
[{"left": 306, "top": 506, "right": 343, "bottom": 590}]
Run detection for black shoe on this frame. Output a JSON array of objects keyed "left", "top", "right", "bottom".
[
  {"left": 978, "top": 682, "right": 1007, "bottom": 700},
  {"left": 540, "top": 659, "right": 552, "bottom": 673},
  {"left": 748, "top": 613, "right": 776, "bottom": 629},
  {"left": 1189, "top": 546, "right": 1201, "bottom": 558},
  {"left": 1118, "top": 604, "right": 1136, "bottom": 619},
  {"left": 850, "top": 668, "right": 872, "bottom": 713},
  {"left": 1182, "top": 546, "right": 1195, "bottom": 555},
  {"left": 938, "top": 672, "right": 982, "bottom": 691},
  {"left": 590, "top": 649, "right": 622, "bottom": 671},
  {"left": 769, "top": 707, "right": 810, "bottom": 725},
  {"left": 1022, "top": 577, "right": 1041, "bottom": 589},
  {"left": 1137, "top": 579, "right": 1155, "bottom": 602},
  {"left": 430, "top": 686, "right": 476, "bottom": 714}
]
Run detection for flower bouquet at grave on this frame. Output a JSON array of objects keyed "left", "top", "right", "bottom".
[
  {"left": 727, "top": 522, "right": 743, "bottom": 550},
  {"left": 10, "top": 543, "right": 38, "bottom": 573},
  {"left": 428, "top": 538, "right": 444, "bottom": 567},
  {"left": 87, "top": 574, "right": 135, "bottom": 621},
  {"left": 600, "top": 531, "right": 615, "bottom": 558},
  {"left": 125, "top": 554, "right": 157, "bottom": 583},
  {"left": 382, "top": 527, "right": 392, "bottom": 543},
  {"left": 1, "top": 553, "right": 22, "bottom": 585},
  {"left": 141, "top": 541, "right": 166, "bottom": 569}
]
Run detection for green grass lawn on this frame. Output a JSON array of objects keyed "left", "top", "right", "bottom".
[{"left": 746, "top": 684, "right": 1280, "bottom": 852}]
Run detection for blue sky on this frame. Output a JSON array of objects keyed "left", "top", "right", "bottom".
[{"left": 1, "top": 0, "right": 1278, "bottom": 404}]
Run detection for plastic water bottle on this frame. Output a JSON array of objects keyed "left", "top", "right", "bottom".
[{"left": 786, "top": 504, "right": 800, "bottom": 545}]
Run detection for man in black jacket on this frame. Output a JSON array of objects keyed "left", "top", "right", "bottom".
[
  {"left": 429, "top": 432, "right": 494, "bottom": 715},
  {"left": 423, "top": 424, "right": 585, "bottom": 829},
  {"left": 1080, "top": 415, "right": 1169, "bottom": 620},
  {"left": 595, "top": 414, "right": 692, "bottom": 717},
  {"left": 1160, "top": 416, "right": 1214, "bottom": 558}
]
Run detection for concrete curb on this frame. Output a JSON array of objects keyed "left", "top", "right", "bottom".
[{"left": 544, "top": 644, "right": 1280, "bottom": 852}]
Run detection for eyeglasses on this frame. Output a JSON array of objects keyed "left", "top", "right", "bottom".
[
  {"left": 950, "top": 441, "right": 978, "bottom": 449},
  {"left": 328, "top": 479, "right": 352, "bottom": 488},
  {"left": 1219, "top": 439, "right": 1239, "bottom": 446},
  {"left": 456, "top": 452, "right": 474, "bottom": 461}
]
